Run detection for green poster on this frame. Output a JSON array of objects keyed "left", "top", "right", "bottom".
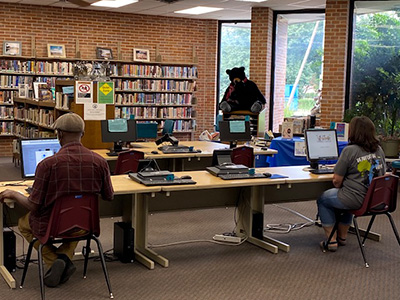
[{"left": 98, "top": 82, "right": 114, "bottom": 104}]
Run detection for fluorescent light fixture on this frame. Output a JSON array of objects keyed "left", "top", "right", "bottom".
[
  {"left": 175, "top": 6, "right": 223, "bottom": 15},
  {"left": 236, "top": 0, "right": 268, "bottom": 2},
  {"left": 91, "top": 0, "right": 138, "bottom": 8}
]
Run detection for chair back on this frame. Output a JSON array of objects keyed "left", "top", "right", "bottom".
[
  {"left": 162, "top": 119, "right": 175, "bottom": 135},
  {"left": 351, "top": 174, "right": 399, "bottom": 217},
  {"left": 114, "top": 149, "right": 144, "bottom": 175},
  {"left": 231, "top": 146, "right": 254, "bottom": 167},
  {"left": 40, "top": 193, "right": 100, "bottom": 244}
]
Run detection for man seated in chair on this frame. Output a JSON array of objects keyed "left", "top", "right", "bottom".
[{"left": 0, "top": 113, "right": 114, "bottom": 287}]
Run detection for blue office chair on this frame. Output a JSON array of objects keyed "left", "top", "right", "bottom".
[
  {"left": 214, "top": 114, "right": 223, "bottom": 132},
  {"left": 162, "top": 119, "right": 175, "bottom": 135}
]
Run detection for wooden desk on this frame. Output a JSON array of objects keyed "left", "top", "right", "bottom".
[{"left": 93, "top": 141, "right": 277, "bottom": 171}]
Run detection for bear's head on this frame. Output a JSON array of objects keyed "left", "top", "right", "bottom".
[{"left": 226, "top": 67, "right": 246, "bottom": 85}]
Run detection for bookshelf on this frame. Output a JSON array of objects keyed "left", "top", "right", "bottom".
[{"left": 1, "top": 55, "right": 198, "bottom": 146}]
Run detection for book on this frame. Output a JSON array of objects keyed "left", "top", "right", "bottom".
[
  {"left": 335, "top": 122, "right": 349, "bottom": 141},
  {"left": 281, "top": 121, "right": 294, "bottom": 139}
]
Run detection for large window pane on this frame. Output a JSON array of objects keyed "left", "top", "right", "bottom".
[
  {"left": 349, "top": 1, "right": 400, "bottom": 137},
  {"left": 273, "top": 14, "right": 325, "bottom": 132},
  {"left": 218, "top": 22, "right": 251, "bottom": 105}
]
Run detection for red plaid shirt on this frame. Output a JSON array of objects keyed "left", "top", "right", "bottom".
[{"left": 28, "top": 142, "right": 114, "bottom": 239}]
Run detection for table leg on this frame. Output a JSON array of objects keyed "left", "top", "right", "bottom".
[
  {"left": 0, "top": 204, "right": 16, "bottom": 288},
  {"left": 134, "top": 194, "right": 169, "bottom": 268}
]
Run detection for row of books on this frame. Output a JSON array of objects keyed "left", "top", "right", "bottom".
[
  {"left": 14, "top": 107, "right": 55, "bottom": 127},
  {"left": 14, "top": 123, "right": 54, "bottom": 139},
  {"left": 115, "top": 106, "right": 193, "bottom": 120},
  {"left": 0, "top": 90, "right": 15, "bottom": 103},
  {"left": 0, "top": 75, "right": 33, "bottom": 88},
  {"left": 35, "top": 62, "right": 74, "bottom": 76},
  {"left": 113, "top": 65, "right": 197, "bottom": 78},
  {"left": 0, "top": 121, "right": 13, "bottom": 134},
  {"left": 115, "top": 92, "right": 192, "bottom": 105},
  {"left": 114, "top": 79, "right": 195, "bottom": 92},
  {"left": 0, "top": 106, "right": 13, "bottom": 118},
  {"left": 55, "top": 92, "right": 70, "bottom": 110},
  {"left": 160, "top": 119, "right": 193, "bottom": 132},
  {"left": 0, "top": 59, "right": 35, "bottom": 73}
]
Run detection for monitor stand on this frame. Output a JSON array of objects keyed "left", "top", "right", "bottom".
[
  {"left": 107, "top": 142, "right": 128, "bottom": 156},
  {"left": 229, "top": 141, "right": 237, "bottom": 149}
]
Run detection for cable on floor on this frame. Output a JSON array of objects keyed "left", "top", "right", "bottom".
[
  {"left": 149, "top": 236, "right": 248, "bottom": 248},
  {"left": 264, "top": 204, "right": 314, "bottom": 234}
]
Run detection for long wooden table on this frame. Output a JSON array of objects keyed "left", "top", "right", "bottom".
[
  {"left": 0, "top": 165, "right": 332, "bottom": 287},
  {"left": 93, "top": 141, "right": 277, "bottom": 171}
]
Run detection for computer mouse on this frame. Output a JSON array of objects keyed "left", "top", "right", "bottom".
[
  {"left": 196, "top": 149, "right": 202, "bottom": 153},
  {"left": 181, "top": 175, "right": 192, "bottom": 180},
  {"left": 263, "top": 172, "right": 272, "bottom": 178},
  {"left": 151, "top": 150, "right": 159, "bottom": 154},
  {"left": 261, "top": 147, "right": 269, "bottom": 151}
]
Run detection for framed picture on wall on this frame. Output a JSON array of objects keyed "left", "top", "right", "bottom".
[
  {"left": 3, "top": 41, "right": 22, "bottom": 56},
  {"left": 96, "top": 47, "right": 113, "bottom": 59},
  {"left": 47, "top": 44, "right": 66, "bottom": 58},
  {"left": 133, "top": 48, "right": 150, "bottom": 62}
]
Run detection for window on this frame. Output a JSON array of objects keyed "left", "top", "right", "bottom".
[
  {"left": 217, "top": 21, "right": 251, "bottom": 114},
  {"left": 272, "top": 12, "right": 325, "bottom": 132}
]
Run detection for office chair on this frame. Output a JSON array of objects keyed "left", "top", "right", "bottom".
[
  {"left": 324, "top": 174, "right": 400, "bottom": 267},
  {"left": 231, "top": 146, "right": 254, "bottom": 167},
  {"left": 20, "top": 193, "right": 113, "bottom": 299},
  {"left": 114, "top": 149, "right": 144, "bottom": 175},
  {"left": 162, "top": 119, "right": 175, "bottom": 135}
]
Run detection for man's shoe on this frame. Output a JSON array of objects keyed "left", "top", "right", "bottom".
[
  {"left": 60, "top": 258, "right": 76, "bottom": 284},
  {"left": 44, "top": 259, "right": 66, "bottom": 288}
]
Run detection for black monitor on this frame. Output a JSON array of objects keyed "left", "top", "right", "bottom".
[
  {"left": 137, "top": 159, "right": 160, "bottom": 173},
  {"left": 219, "top": 120, "right": 251, "bottom": 148},
  {"left": 305, "top": 129, "right": 339, "bottom": 169},
  {"left": 20, "top": 138, "right": 61, "bottom": 179},
  {"left": 136, "top": 122, "right": 158, "bottom": 140},
  {"left": 211, "top": 149, "right": 233, "bottom": 166},
  {"left": 101, "top": 119, "right": 136, "bottom": 155}
]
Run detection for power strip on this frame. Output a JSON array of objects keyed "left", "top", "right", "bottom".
[{"left": 213, "top": 234, "right": 241, "bottom": 243}]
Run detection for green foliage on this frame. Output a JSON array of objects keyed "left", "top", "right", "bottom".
[{"left": 298, "top": 98, "right": 315, "bottom": 110}]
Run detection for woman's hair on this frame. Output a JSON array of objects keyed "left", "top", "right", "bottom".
[{"left": 348, "top": 116, "right": 380, "bottom": 152}]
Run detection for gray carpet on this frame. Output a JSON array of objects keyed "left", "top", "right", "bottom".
[{"left": 1, "top": 157, "right": 400, "bottom": 299}]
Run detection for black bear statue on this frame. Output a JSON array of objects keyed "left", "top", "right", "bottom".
[{"left": 219, "top": 66, "right": 266, "bottom": 113}]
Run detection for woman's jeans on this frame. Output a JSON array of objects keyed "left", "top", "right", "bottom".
[{"left": 317, "top": 188, "right": 353, "bottom": 227}]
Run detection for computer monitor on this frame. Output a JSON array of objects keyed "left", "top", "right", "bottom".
[
  {"left": 136, "top": 122, "right": 158, "bottom": 140},
  {"left": 305, "top": 129, "right": 339, "bottom": 169},
  {"left": 137, "top": 159, "right": 160, "bottom": 173},
  {"left": 219, "top": 120, "right": 251, "bottom": 148},
  {"left": 211, "top": 149, "right": 233, "bottom": 166},
  {"left": 20, "top": 138, "right": 61, "bottom": 179},
  {"left": 101, "top": 119, "right": 136, "bottom": 155}
]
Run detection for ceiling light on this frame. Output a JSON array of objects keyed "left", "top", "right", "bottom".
[
  {"left": 175, "top": 6, "right": 223, "bottom": 15},
  {"left": 91, "top": 0, "right": 138, "bottom": 8},
  {"left": 236, "top": 0, "right": 268, "bottom": 3}
]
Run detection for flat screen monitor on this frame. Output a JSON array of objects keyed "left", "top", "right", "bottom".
[
  {"left": 137, "top": 159, "right": 160, "bottom": 173},
  {"left": 305, "top": 129, "right": 339, "bottom": 164},
  {"left": 136, "top": 122, "right": 158, "bottom": 140},
  {"left": 218, "top": 120, "right": 251, "bottom": 148},
  {"left": 20, "top": 138, "right": 61, "bottom": 179},
  {"left": 101, "top": 119, "right": 136, "bottom": 155}
]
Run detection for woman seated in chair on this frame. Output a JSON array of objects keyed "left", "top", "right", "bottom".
[{"left": 317, "top": 116, "right": 386, "bottom": 252}]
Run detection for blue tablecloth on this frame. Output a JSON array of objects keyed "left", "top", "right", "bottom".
[{"left": 266, "top": 137, "right": 348, "bottom": 167}]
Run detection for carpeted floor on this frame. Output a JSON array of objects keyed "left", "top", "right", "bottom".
[{"left": 1, "top": 157, "right": 400, "bottom": 299}]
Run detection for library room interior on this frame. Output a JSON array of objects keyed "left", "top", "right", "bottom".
[{"left": 1, "top": 0, "right": 400, "bottom": 299}]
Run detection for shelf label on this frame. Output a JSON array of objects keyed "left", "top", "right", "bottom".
[{"left": 84, "top": 103, "right": 106, "bottom": 120}]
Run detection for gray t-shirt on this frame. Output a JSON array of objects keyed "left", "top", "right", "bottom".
[{"left": 334, "top": 144, "right": 386, "bottom": 209}]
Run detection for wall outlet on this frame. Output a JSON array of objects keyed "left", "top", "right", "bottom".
[{"left": 213, "top": 234, "right": 241, "bottom": 243}]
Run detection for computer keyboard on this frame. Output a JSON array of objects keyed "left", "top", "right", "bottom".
[
  {"left": 310, "top": 168, "right": 334, "bottom": 174},
  {"left": 158, "top": 146, "right": 192, "bottom": 154},
  {"left": 218, "top": 173, "right": 268, "bottom": 180}
]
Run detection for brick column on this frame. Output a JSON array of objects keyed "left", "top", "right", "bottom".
[
  {"left": 250, "top": 7, "right": 274, "bottom": 130},
  {"left": 273, "top": 17, "right": 289, "bottom": 132},
  {"left": 321, "top": 0, "right": 351, "bottom": 127}
]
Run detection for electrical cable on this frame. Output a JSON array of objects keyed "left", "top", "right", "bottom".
[
  {"left": 149, "top": 236, "right": 248, "bottom": 248},
  {"left": 264, "top": 204, "right": 314, "bottom": 234}
]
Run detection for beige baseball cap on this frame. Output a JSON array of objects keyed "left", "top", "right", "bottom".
[{"left": 53, "top": 113, "right": 85, "bottom": 133}]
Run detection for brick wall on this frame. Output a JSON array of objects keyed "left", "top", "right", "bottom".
[
  {"left": 320, "top": 0, "right": 350, "bottom": 127},
  {"left": 250, "top": 7, "right": 274, "bottom": 130},
  {"left": 0, "top": 136, "right": 13, "bottom": 157},
  {"left": 273, "top": 17, "right": 288, "bottom": 132},
  {"left": 0, "top": 3, "right": 218, "bottom": 150}
]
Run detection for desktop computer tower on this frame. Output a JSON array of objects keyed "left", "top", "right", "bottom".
[
  {"left": 252, "top": 212, "right": 264, "bottom": 240},
  {"left": 3, "top": 228, "right": 16, "bottom": 272},
  {"left": 113, "top": 222, "right": 135, "bottom": 263}
]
